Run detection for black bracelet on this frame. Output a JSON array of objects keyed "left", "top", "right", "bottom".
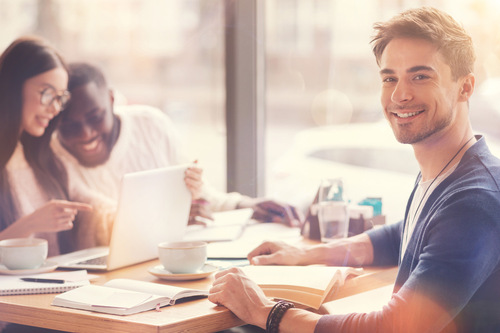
[{"left": 266, "top": 300, "right": 295, "bottom": 333}]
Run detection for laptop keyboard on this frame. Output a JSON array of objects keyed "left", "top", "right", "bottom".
[{"left": 77, "top": 256, "right": 108, "bottom": 266}]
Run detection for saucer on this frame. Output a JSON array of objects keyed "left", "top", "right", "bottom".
[
  {"left": 0, "top": 260, "right": 58, "bottom": 275},
  {"left": 148, "top": 263, "right": 218, "bottom": 281}
]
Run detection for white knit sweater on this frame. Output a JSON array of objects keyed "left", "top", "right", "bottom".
[
  {"left": 5, "top": 143, "right": 60, "bottom": 256},
  {"left": 51, "top": 105, "right": 245, "bottom": 248}
]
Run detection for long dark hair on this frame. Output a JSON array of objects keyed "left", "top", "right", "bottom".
[{"left": 0, "top": 36, "right": 69, "bottom": 231}]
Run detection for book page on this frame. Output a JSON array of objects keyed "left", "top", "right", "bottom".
[
  {"left": 104, "top": 278, "right": 207, "bottom": 299},
  {"left": 242, "top": 266, "right": 362, "bottom": 293},
  {"left": 241, "top": 266, "right": 363, "bottom": 309},
  {"left": 55, "top": 285, "right": 155, "bottom": 309},
  {"left": 90, "top": 290, "right": 153, "bottom": 309}
]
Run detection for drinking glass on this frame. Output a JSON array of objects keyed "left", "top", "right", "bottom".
[{"left": 316, "top": 178, "right": 349, "bottom": 242}]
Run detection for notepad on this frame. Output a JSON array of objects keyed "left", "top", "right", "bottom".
[
  {"left": 184, "top": 208, "right": 254, "bottom": 242},
  {"left": 0, "top": 270, "right": 91, "bottom": 296},
  {"left": 206, "top": 222, "right": 302, "bottom": 259}
]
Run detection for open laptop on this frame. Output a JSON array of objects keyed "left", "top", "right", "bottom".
[{"left": 49, "top": 164, "right": 192, "bottom": 271}]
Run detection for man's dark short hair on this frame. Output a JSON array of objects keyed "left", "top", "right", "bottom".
[{"left": 68, "top": 62, "right": 107, "bottom": 91}]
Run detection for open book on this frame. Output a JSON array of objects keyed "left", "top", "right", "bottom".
[
  {"left": 52, "top": 278, "right": 208, "bottom": 315},
  {"left": 241, "top": 265, "right": 364, "bottom": 309}
]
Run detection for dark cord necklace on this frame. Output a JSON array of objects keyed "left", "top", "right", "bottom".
[{"left": 404, "top": 135, "right": 475, "bottom": 246}]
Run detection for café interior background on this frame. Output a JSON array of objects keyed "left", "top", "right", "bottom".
[{"left": 1, "top": 0, "right": 500, "bottom": 223}]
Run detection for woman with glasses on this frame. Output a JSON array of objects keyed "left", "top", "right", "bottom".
[{"left": 0, "top": 36, "right": 92, "bottom": 258}]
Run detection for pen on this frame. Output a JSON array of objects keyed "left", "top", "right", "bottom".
[{"left": 20, "top": 278, "right": 65, "bottom": 284}]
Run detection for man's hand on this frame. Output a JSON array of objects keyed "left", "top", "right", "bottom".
[
  {"left": 209, "top": 267, "right": 275, "bottom": 329},
  {"left": 247, "top": 234, "right": 374, "bottom": 267},
  {"left": 247, "top": 241, "right": 307, "bottom": 266},
  {"left": 238, "top": 198, "right": 303, "bottom": 227}
]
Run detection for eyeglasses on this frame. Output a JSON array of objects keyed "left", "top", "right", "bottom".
[{"left": 40, "top": 87, "right": 71, "bottom": 110}]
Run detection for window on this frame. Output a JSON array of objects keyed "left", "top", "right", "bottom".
[
  {"left": 2, "top": 0, "right": 500, "bottom": 221},
  {"left": 264, "top": 0, "right": 500, "bottom": 222},
  {"left": 0, "top": 0, "right": 227, "bottom": 191}
]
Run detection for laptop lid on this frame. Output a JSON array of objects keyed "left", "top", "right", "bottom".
[
  {"left": 50, "top": 164, "right": 192, "bottom": 271},
  {"left": 106, "top": 164, "right": 192, "bottom": 270}
]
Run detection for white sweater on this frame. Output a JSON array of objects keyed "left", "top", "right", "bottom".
[
  {"left": 5, "top": 143, "right": 60, "bottom": 256},
  {"left": 52, "top": 105, "right": 245, "bottom": 248},
  {"left": 53, "top": 105, "right": 182, "bottom": 201}
]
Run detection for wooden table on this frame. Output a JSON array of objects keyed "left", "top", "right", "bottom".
[{"left": 0, "top": 259, "right": 397, "bottom": 332}]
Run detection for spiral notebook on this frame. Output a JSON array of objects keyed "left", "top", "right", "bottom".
[{"left": 0, "top": 270, "right": 90, "bottom": 296}]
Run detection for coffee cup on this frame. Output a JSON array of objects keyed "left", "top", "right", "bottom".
[
  {"left": 0, "top": 238, "right": 48, "bottom": 270},
  {"left": 158, "top": 241, "right": 207, "bottom": 274}
]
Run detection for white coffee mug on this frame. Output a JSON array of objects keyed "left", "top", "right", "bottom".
[
  {"left": 158, "top": 241, "right": 207, "bottom": 274},
  {"left": 0, "top": 238, "right": 48, "bottom": 270}
]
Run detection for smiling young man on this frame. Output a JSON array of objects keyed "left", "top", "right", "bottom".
[{"left": 208, "top": 7, "right": 500, "bottom": 333}]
